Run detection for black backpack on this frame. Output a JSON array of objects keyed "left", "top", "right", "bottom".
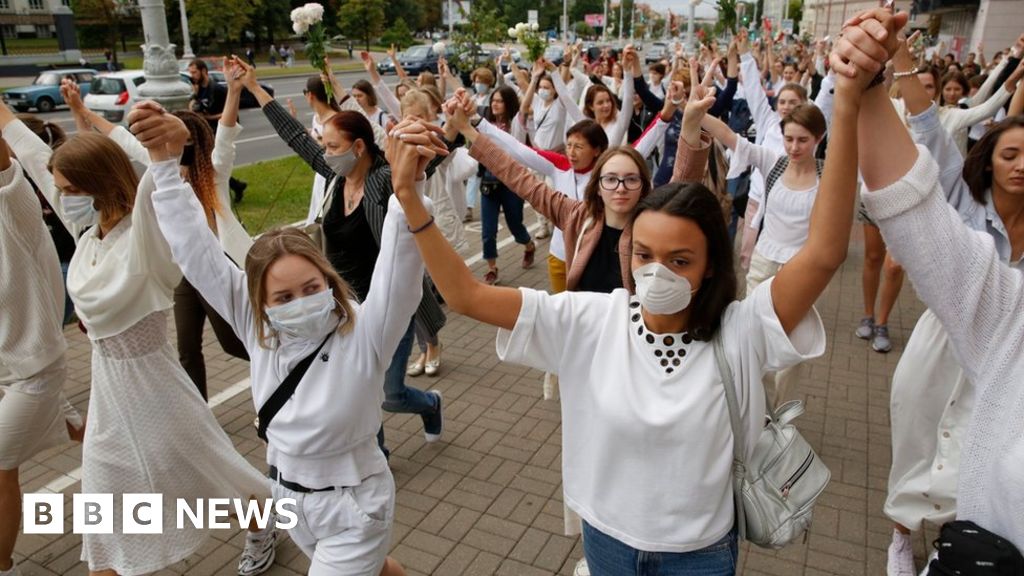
[{"left": 928, "top": 521, "right": 1024, "bottom": 576}]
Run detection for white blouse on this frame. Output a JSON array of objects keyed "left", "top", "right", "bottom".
[
  {"left": 496, "top": 281, "right": 825, "bottom": 552},
  {"left": 67, "top": 169, "right": 182, "bottom": 341},
  {"left": 152, "top": 160, "right": 428, "bottom": 488}
]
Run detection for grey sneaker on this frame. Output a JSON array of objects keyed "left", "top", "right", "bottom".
[
  {"left": 872, "top": 325, "right": 892, "bottom": 353},
  {"left": 855, "top": 316, "right": 875, "bottom": 340}
]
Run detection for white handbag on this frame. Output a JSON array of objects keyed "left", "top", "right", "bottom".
[{"left": 712, "top": 335, "right": 831, "bottom": 549}]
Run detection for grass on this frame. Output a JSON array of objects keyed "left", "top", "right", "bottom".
[{"left": 231, "top": 155, "right": 315, "bottom": 234}]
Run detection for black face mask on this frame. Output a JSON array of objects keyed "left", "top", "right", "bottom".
[{"left": 181, "top": 144, "right": 195, "bottom": 166}]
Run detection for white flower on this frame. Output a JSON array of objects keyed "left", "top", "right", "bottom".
[
  {"left": 530, "top": 22, "right": 539, "bottom": 31},
  {"left": 515, "top": 22, "right": 527, "bottom": 34},
  {"left": 293, "top": 21, "right": 307, "bottom": 35},
  {"left": 433, "top": 41, "right": 446, "bottom": 53},
  {"left": 508, "top": 27, "right": 517, "bottom": 38},
  {"left": 303, "top": 2, "right": 324, "bottom": 22}
]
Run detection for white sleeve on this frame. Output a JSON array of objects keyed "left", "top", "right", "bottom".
[
  {"left": 739, "top": 53, "right": 778, "bottom": 140},
  {"left": 968, "top": 57, "right": 1009, "bottom": 107},
  {"left": 732, "top": 137, "right": 783, "bottom": 180},
  {"left": 946, "top": 86, "right": 1013, "bottom": 132},
  {"left": 355, "top": 194, "right": 428, "bottom": 368},
  {"left": 495, "top": 288, "right": 612, "bottom": 376},
  {"left": 552, "top": 71, "right": 586, "bottom": 126},
  {"left": 478, "top": 119, "right": 556, "bottom": 177},
  {"left": 212, "top": 121, "right": 243, "bottom": 211},
  {"left": 631, "top": 117, "right": 670, "bottom": 160},
  {"left": 862, "top": 146, "right": 1023, "bottom": 388},
  {"left": 108, "top": 125, "right": 151, "bottom": 166},
  {"left": 906, "top": 103, "right": 974, "bottom": 213},
  {"left": 813, "top": 74, "right": 836, "bottom": 134},
  {"left": 341, "top": 95, "right": 388, "bottom": 149},
  {"left": 1, "top": 119, "right": 78, "bottom": 240},
  {"left": 605, "top": 72, "right": 635, "bottom": 147},
  {"left": 374, "top": 78, "right": 403, "bottom": 121}
]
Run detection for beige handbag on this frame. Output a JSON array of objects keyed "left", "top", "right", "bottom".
[{"left": 301, "top": 175, "right": 338, "bottom": 254}]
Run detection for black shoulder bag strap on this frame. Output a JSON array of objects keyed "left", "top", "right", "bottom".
[
  {"left": 254, "top": 332, "right": 333, "bottom": 442},
  {"left": 757, "top": 155, "right": 790, "bottom": 240}
]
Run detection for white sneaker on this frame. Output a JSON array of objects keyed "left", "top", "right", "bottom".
[
  {"left": 573, "top": 558, "right": 590, "bottom": 576},
  {"left": 542, "top": 373, "right": 559, "bottom": 400},
  {"left": 919, "top": 550, "right": 938, "bottom": 576},
  {"left": 237, "top": 522, "right": 279, "bottom": 576},
  {"left": 887, "top": 529, "right": 916, "bottom": 576}
]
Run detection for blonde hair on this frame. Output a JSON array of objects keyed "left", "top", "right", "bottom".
[
  {"left": 400, "top": 89, "right": 433, "bottom": 119},
  {"left": 48, "top": 133, "right": 137, "bottom": 224},
  {"left": 245, "top": 228, "right": 357, "bottom": 348},
  {"left": 471, "top": 67, "right": 495, "bottom": 86},
  {"left": 417, "top": 71, "right": 436, "bottom": 86}
]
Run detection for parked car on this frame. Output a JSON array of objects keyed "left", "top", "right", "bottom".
[
  {"left": 376, "top": 53, "right": 400, "bottom": 75},
  {"left": 394, "top": 44, "right": 453, "bottom": 76},
  {"left": 645, "top": 42, "right": 669, "bottom": 64},
  {"left": 84, "top": 71, "right": 153, "bottom": 124},
  {"left": 2, "top": 68, "right": 98, "bottom": 113}
]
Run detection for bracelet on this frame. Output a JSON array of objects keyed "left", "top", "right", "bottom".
[
  {"left": 671, "top": 97, "right": 685, "bottom": 105},
  {"left": 892, "top": 68, "right": 919, "bottom": 79},
  {"left": 408, "top": 215, "right": 435, "bottom": 234}
]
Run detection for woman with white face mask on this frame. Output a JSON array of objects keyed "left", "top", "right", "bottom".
[
  {"left": 387, "top": 52, "right": 866, "bottom": 573},
  {"left": 241, "top": 72, "right": 449, "bottom": 455},
  {"left": 138, "top": 105, "right": 437, "bottom": 576}
]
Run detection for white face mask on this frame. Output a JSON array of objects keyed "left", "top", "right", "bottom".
[
  {"left": 266, "top": 288, "right": 341, "bottom": 341},
  {"left": 474, "top": 82, "right": 489, "bottom": 95},
  {"left": 537, "top": 88, "right": 553, "bottom": 101},
  {"left": 323, "top": 146, "right": 358, "bottom": 177},
  {"left": 61, "top": 194, "right": 99, "bottom": 227},
  {"left": 632, "top": 262, "right": 698, "bottom": 315}
]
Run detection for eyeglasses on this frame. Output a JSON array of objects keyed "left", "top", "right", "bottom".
[{"left": 599, "top": 174, "right": 644, "bottom": 192}]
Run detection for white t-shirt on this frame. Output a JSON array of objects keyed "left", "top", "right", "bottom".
[
  {"left": 496, "top": 281, "right": 825, "bottom": 552},
  {"left": 757, "top": 179, "right": 818, "bottom": 264}
]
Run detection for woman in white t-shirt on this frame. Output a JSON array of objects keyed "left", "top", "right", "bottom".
[{"left": 385, "top": 69, "right": 863, "bottom": 572}]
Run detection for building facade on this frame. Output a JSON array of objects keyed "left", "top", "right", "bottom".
[{"left": 0, "top": 0, "right": 69, "bottom": 40}]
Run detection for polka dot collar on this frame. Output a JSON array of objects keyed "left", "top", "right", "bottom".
[{"left": 628, "top": 297, "right": 693, "bottom": 375}]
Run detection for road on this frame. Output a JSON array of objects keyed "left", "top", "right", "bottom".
[{"left": 35, "top": 70, "right": 398, "bottom": 166}]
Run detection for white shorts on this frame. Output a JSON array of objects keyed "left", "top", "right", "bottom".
[
  {"left": 745, "top": 249, "right": 783, "bottom": 298},
  {"left": 0, "top": 357, "right": 80, "bottom": 470},
  {"left": 274, "top": 468, "right": 394, "bottom": 576}
]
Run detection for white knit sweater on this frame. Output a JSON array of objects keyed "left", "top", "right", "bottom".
[
  {"left": 0, "top": 160, "right": 66, "bottom": 382},
  {"left": 862, "top": 146, "right": 1024, "bottom": 550}
]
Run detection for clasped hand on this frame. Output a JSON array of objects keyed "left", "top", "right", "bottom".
[{"left": 127, "top": 101, "right": 190, "bottom": 163}]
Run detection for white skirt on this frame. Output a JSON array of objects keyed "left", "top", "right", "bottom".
[
  {"left": 80, "top": 311, "right": 270, "bottom": 576},
  {"left": 884, "top": 309, "right": 975, "bottom": 530}
]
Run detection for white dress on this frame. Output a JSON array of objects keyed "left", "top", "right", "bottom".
[{"left": 69, "top": 173, "right": 269, "bottom": 575}]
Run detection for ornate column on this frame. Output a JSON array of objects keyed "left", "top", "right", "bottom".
[
  {"left": 137, "top": 0, "right": 192, "bottom": 110},
  {"left": 178, "top": 0, "right": 194, "bottom": 59}
]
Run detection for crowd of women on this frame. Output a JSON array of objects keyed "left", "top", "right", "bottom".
[{"left": 0, "top": 7, "right": 1022, "bottom": 576}]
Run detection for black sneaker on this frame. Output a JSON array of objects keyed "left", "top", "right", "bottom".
[
  {"left": 231, "top": 178, "right": 247, "bottom": 204},
  {"left": 422, "top": 390, "right": 443, "bottom": 443}
]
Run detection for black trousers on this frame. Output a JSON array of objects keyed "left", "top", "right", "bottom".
[{"left": 174, "top": 278, "right": 249, "bottom": 400}]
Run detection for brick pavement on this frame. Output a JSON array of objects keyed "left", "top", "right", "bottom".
[{"left": 12, "top": 216, "right": 941, "bottom": 576}]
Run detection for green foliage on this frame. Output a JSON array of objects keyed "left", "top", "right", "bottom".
[
  {"left": 69, "top": 0, "right": 133, "bottom": 60},
  {"left": 383, "top": 0, "right": 423, "bottom": 31},
  {"left": 715, "top": 0, "right": 737, "bottom": 36},
  {"left": 574, "top": 22, "right": 595, "bottom": 39},
  {"left": 380, "top": 18, "right": 415, "bottom": 50},
  {"left": 186, "top": 0, "right": 262, "bottom": 41},
  {"left": 449, "top": 0, "right": 506, "bottom": 71},
  {"left": 338, "top": 0, "right": 386, "bottom": 51},
  {"left": 787, "top": 0, "right": 802, "bottom": 35}
]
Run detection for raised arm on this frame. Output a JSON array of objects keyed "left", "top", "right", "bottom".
[
  {"left": 846, "top": 16, "right": 1018, "bottom": 383},
  {"left": 551, "top": 68, "right": 586, "bottom": 126},
  {"left": 737, "top": 29, "right": 778, "bottom": 137},
  {"left": 236, "top": 60, "right": 334, "bottom": 179},
  {"left": 389, "top": 118, "right": 522, "bottom": 331},
  {"left": 945, "top": 61, "right": 1023, "bottom": 131},
  {"left": 361, "top": 50, "right": 383, "bottom": 86},
  {"left": 768, "top": 11, "right": 901, "bottom": 334},
  {"left": 967, "top": 53, "right": 1009, "bottom": 107},
  {"left": 389, "top": 45, "right": 409, "bottom": 82},
  {"left": 672, "top": 70, "right": 717, "bottom": 184},
  {"left": 62, "top": 79, "right": 119, "bottom": 136}
]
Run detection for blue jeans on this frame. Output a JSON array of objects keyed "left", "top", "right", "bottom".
[
  {"left": 726, "top": 171, "right": 751, "bottom": 243},
  {"left": 481, "top": 183, "right": 532, "bottom": 261},
  {"left": 582, "top": 521, "right": 738, "bottom": 576},
  {"left": 382, "top": 320, "right": 437, "bottom": 415}
]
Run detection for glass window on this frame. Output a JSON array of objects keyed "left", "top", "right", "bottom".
[
  {"left": 33, "top": 73, "right": 61, "bottom": 86},
  {"left": 89, "top": 77, "right": 127, "bottom": 95},
  {"left": 28, "top": 0, "right": 44, "bottom": 9},
  {"left": 76, "top": 72, "right": 94, "bottom": 83},
  {"left": 0, "top": 0, "right": 10, "bottom": 10}
]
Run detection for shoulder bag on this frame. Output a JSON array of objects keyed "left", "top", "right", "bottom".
[
  {"left": 712, "top": 334, "right": 831, "bottom": 548},
  {"left": 253, "top": 332, "right": 333, "bottom": 443}
]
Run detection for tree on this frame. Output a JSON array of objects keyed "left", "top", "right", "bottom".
[
  {"left": 380, "top": 17, "right": 415, "bottom": 49},
  {"left": 715, "top": 0, "right": 737, "bottom": 36},
  {"left": 187, "top": 0, "right": 262, "bottom": 49},
  {"left": 338, "top": 0, "right": 386, "bottom": 51},
  {"left": 787, "top": 0, "right": 802, "bottom": 35},
  {"left": 384, "top": 0, "right": 423, "bottom": 30},
  {"left": 574, "top": 22, "right": 595, "bottom": 40},
  {"left": 69, "top": 0, "right": 136, "bottom": 63},
  {"left": 449, "top": 0, "right": 505, "bottom": 72}
]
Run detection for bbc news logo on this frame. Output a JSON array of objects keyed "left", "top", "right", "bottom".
[{"left": 23, "top": 494, "right": 298, "bottom": 534}]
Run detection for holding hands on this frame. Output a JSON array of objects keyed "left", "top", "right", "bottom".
[
  {"left": 387, "top": 117, "right": 450, "bottom": 192},
  {"left": 127, "top": 101, "right": 190, "bottom": 163},
  {"left": 830, "top": 7, "right": 909, "bottom": 92}
]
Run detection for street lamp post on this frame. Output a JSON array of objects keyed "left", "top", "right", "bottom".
[
  {"left": 178, "top": 0, "right": 194, "bottom": 59},
  {"left": 137, "top": 0, "right": 193, "bottom": 110},
  {"left": 687, "top": 0, "right": 701, "bottom": 51}
]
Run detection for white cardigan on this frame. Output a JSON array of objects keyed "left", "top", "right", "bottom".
[
  {"left": 0, "top": 160, "right": 66, "bottom": 382},
  {"left": 863, "top": 147, "right": 1024, "bottom": 551},
  {"left": 151, "top": 160, "right": 426, "bottom": 488}
]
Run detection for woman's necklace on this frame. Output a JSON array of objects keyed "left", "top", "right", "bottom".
[{"left": 345, "top": 182, "right": 364, "bottom": 213}]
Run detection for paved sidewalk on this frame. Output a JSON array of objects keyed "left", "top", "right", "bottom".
[{"left": 12, "top": 219, "right": 939, "bottom": 575}]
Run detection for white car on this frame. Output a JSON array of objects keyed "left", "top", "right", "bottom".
[{"left": 84, "top": 70, "right": 191, "bottom": 124}]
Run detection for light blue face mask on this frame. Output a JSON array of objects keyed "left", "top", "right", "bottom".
[
  {"left": 266, "top": 288, "right": 341, "bottom": 341},
  {"left": 60, "top": 194, "right": 99, "bottom": 227},
  {"left": 537, "top": 88, "right": 553, "bottom": 101},
  {"left": 474, "top": 82, "right": 489, "bottom": 95}
]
